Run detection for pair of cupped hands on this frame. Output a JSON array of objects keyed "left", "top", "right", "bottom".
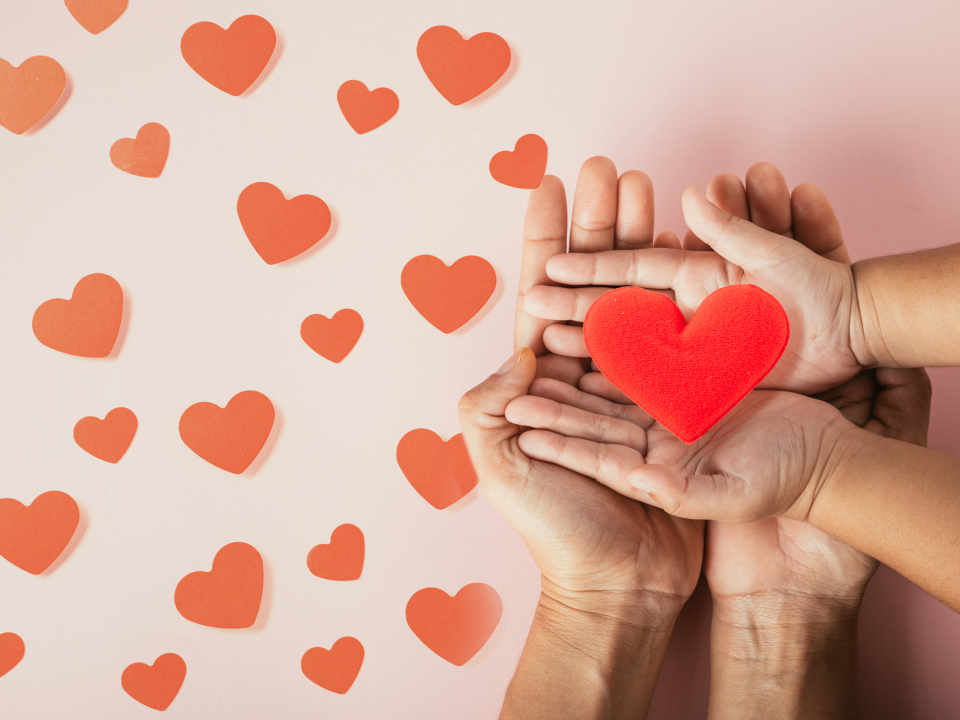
[{"left": 459, "top": 158, "right": 932, "bottom": 652}]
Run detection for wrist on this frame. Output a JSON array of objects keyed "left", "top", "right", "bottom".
[{"left": 850, "top": 258, "right": 892, "bottom": 367}]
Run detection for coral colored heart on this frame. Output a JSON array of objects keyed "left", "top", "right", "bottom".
[
  {"left": 490, "top": 134, "right": 548, "bottom": 189},
  {"left": 337, "top": 80, "right": 398, "bottom": 134},
  {"left": 121, "top": 653, "right": 186, "bottom": 711},
  {"left": 179, "top": 390, "right": 275, "bottom": 474},
  {"left": 174, "top": 542, "right": 263, "bottom": 629},
  {"left": 0, "top": 633, "right": 25, "bottom": 678},
  {"left": 0, "top": 491, "right": 80, "bottom": 575},
  {"left": 110, "top": 123, "right": 169, "bottom": 178},
  {"left": 396, "top": 430, "right": 478, "bottom": 509},
  {"left": 74, "top": 407, "right": 137, "bottom": 463},
  {"left": 301, "top": 637, "right": 364, "bottom": 694},
  {"left": 237, "top": 182, "right": 332, "bottom": 265},
  {"left": 180, "top": 15, "right": 276, "bottom": 96},
  {"left": 401, "top": 256, "right": 496, "bottom": 333},
  {"left": 583, "top": 286, "right": 790, "bottom": 443},
  {"left": 307, "top": 524, "right": 364, "bottom": 581},
  {"left": 406, "top": 584, "right": 502, "bottom": 666},
  {"left": 417, "top": 26, "right": 510, "bottom": 105},
  {"left": 300, "top": 309, "right": 363, "bottom": 363},
  {"left": 32, "top": 273, "right": 123, "bottom": 358},
  {"left": 0, "top": 56, "right": 66, "bottom": 135},
  {"left": 64, "top": 0, "right": 127, "bottom": 34}
]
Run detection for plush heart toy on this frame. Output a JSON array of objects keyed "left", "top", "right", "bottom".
[{"left": 583, "top": 285, "right": 789, "bottom": 443}]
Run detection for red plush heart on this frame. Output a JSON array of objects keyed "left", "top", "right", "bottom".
[{"left": 583, "top": 285, "right": 789, "bottom": 443}]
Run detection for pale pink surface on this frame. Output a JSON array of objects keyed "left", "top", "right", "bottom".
[{"left": 1, "top": 1, "right": 959, "bottom": 718}]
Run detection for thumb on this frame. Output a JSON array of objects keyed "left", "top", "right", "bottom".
[
  {"left": 681, "top": 185, "right": 807, "bottom": 273},
  {"left": 626, "top": 464, "right": 766, "bottom": 523}
]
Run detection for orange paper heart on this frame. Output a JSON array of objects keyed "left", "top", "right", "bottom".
[
  {"left": 64, "top": 0, "right": 127, "bottom": 34},
  {"left": 0, "top": 56, "right": 66, "bottom": 135},
  {"left": 179, "top": 390, "right": 275, "bottom": 474},
  {"left": 307, "top": 524, "right": 364, "bottom": 581},
  {"left": 0, "top": 491, "right": 80, "bottom": 575},
  {"left": 32, "top": 273, "right": 123, "bottom": 358},
  {"left": 396, "top": 430, "right": 478, "bottom": 509},
  {"left": 180, "top": 15, "right": 276, "bottom": 96},
  {"left": 417, "top": 26, "right": 510, "bottom": 105},
  {"left": 401, "top": 255, "right": 496, "bottom": 333},
  {"left": 74, "top": 407, "right": 137, "bottom": 463},
  {"left": 337, "top": 80, "right": 399, "bottom": 134},
  {"left": 300, "top": 309, "right": 363, "bottom": 363},
  {"left": 0, "top": 633, "right": 25, "bottom": 678},
  {"left": 301, "top": 637, "right": 364, "bottom": 694},
  {"left": 406, "top": 584, "right": 502, "bottom": 665},
  {"left": 110, "top": 123, "right": 170, "bottom": 178},
  {"left": 237, "top": 182, "right": 332, "bottom": 265},
  {"left": 490, "top": 134, "right": 548, "bottom": 189},
  {"left": 121, "top": 653, "right": 186, "bottom": 711},
  {"left": 174, "top": 542, "right": 263, "bottom": 629}
]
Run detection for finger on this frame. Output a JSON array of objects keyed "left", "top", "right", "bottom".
[
  {"left": 681, "top": 185, "right": 808, "bottom": 273},
  {"left": 545, "top": 248, "right": 714, "bottom": 291},
  {"left": 683, "top": 174, "right": 747, "bottom": 251},
  {"left": 579, "top": 372, "right": 635, "bottom": 405},
  {"left": 543, "top": 324, "right": 589, "bottom": 357},
  {"left": 516, "top": 176, "right": 569, "bottom": 354},
  {"left": 506, "top": 396, "right": 647, "bottom": 453},
  {"left": 744, "top": 162, "right": 793, "bottom": 236},
  {"left": 682, "top": 229, "right": 712, "bottom": 251},
  {"left": 535, "top": 353, "right": 586, "bottom": 385},
  {"left": 517, "top": 429, "right": 646, "bottom": 493},
  {"left": 626, "top": 465, "right": 761, "bottom": 522},
  {"left": 653, "top": 230, "right": 682, "bottom": 249},
  {"left": 790, "top": 183, "right": 851, "bottom": 263},
  {"left": 524, "top": 285, "right": 609, "bottom": 322},
  {"left": 615, "top": 170, "right": 655, "bottom": 249},
  {"left": 570, "top": 156, "right": 619, "bottom": 253},
  {"left": 528, "top": 377, "right": 653, "bottom": 428},
  {"left": 866, "top": 367, "right": 932, "bottom": 447}
]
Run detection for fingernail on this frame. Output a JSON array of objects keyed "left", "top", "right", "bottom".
[
  {"left": 627, "top": 470, "right": 652, "bottom": 494},
  {"left": 496, "top": 348, "right": 526, "bottom": 375}
]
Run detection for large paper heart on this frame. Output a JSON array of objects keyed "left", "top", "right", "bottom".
[
  {"left": 583, "top": 285, "right": 789, "bottom": 443},
  {"left": 301, "top": 637, "right": 364, "bottom": 694},
  {"left": 0, "top": 491, "right": 80, "bottom": 575},
  {"left": 337, "top": 80, "right": 399, "bottom": 134},
  {"left": 406, "top": 583, "right": 502, "bottom": 666},
  {"left": 0, "top": 633, "right": 25, "bottom": 678},
  {"left": 110, "top": 123, "right": 170, "bottom": 178},
  {"left": 401, "top": 255, "right": 496, "bottom": 333},
  {"left": 174, "top": 542, "right": 263, "bottom": 629},
  {"left": 300, "top": 309, "right": 363, "bottom": 363},
  {"left": 489, "top": 134, "right": 547, "bottom": 189},
  {"left": 32, "top": 273, "right": 124, "bottom": 358},
  {"left": 396, "top": 430, "right": 478, "bottom": 509},
  {"left": 180, "top": 15, "right": 276, "bottom": 96},
  {"left": 237, "top": 182, "right": 332, "bottom": 265},
  {"left": 0, "top": 56, "right": 66, "bottom": 135},
  {"left": 74, "top": 407, "right": 137, "bottom": 463},
  {"left": 121, "top": 653, "right": 186, "bottom": 711},
  {"left": 64, "top": 0, "right": 127, "bottom": 35},
  {"left": 179, "top": 390, "right": 275, "bottom": 474},
  {"left": 307, "top": 524, "right": 364, "bottom": 581},
  {"left": 416, "top": 26, "right": 511, "bottom": 105}
]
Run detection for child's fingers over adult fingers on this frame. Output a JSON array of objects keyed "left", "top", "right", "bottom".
[
  {"left": 506, "top": 395, "right": 647, "bottom": 452},
  {"left": 528, "top": 377, "right": 653, "bottom": 428},
  {"left": 543, "top": 324, "right": 589, "bottom": 357},
  {"left": 578, "top": 372, "right": 635, "bottom": 405},
  {"left": 626, "top": 465, "right": 763, "bottom": 523}
]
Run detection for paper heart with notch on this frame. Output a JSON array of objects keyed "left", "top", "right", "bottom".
[
  {"left": 32, "top": 273, "right": 123, "bottom": 358},
  {"left": 406, "top": 583, "right": 502, "bottom": 665},
  {"left": 396, "top": 430, "right": 478, "bottom": 509},
  {"left": 301, "top": 637, "right": 364, "bottom": 694},
  {"left": 0, "top": 56, "right": 66, "bottom": 135},
  {"left": 417, "top": 26, "right": 510, "bottom": 105},
  {"left": 180, "top": 15, "right": 276, "bottom": 96},
  {"left": 121, "top": 653, "right": 186, "bottom": 711},
  {"left": 174, "top": 542, "right": 263, "bottom": 629},
  {"left": 0, "top": 491, "right": 80, "bottom": 575}
]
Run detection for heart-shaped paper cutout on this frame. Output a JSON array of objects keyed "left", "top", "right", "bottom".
[
  {"left": 237, "top": 182, "right": 332, "bottom": 265},
  {"left": 0, "top": 633, "right": 25, "bottom": 678},
  {"left": 0, "top": 56, "right": 66, "bottom": 135},
  {"left": 110, "top": 123, "right": 169, "bottom": 178},
  {"left": 406, "top": 583, "right": 502, "bottom": 665},
  {"left": 121, "top": 653, "right": 186, "bottom": 711},
  {"left": 74, "top": 407, "right": 137, "bottom": 463},
  {"left": 337, "top": 81, "right": 399, "bottom": 134},
  {"left": 583, "top": 285, "right": 789, "bottom": 443},
  {"left": 417, "top": 26, "right": 510, "bottom": 105},
  {"left": 0, "top": 491, "right": 80, "bottom": 575},
  {"left": 180, "top": 15, "right": 276, "bottom": 96},
  {"left": 179, "top": 390, "right": 275, "bottom": 474},
  {"left": 307, "top": 524, "right": 364, "bottom": 581},
  {"left": 301, "top": 309, "right": 363, "bottom": 363},
  {"left": 401, "top": 255, "right": 496, "bottom": 333},
  {"left": 32, "top": 273, "right": 123, "bottom": 358},
  {"left": 64, "top": 0, "right": 127, "bottom": 34},
  {"left": 174, "top": 542, "right": 263, "bottom": 629},
  {"left": 489, "top": 134, "right": 547, "bottom": 189},
  {"left": 396, "top": 430, "right": 478, "bottom": 509},
  {"left": 301, "top": 637, "right": 364, "bottom": 694}
]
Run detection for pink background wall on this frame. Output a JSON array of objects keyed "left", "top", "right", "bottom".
[{"left": 2, "top": 0, "right": 959, "bottom": 717}]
